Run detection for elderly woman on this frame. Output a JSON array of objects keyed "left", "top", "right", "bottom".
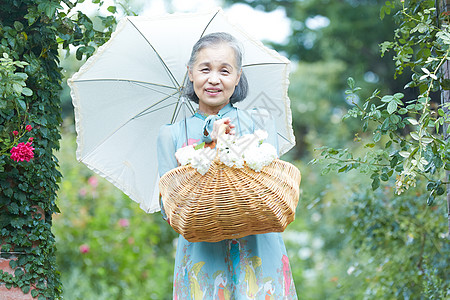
[{"left": 157, "top": 32, "right": 297, "bottom": 299}]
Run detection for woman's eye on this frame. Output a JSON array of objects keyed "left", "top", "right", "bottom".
[
  {"left": 221, "top": 69, "right": 230, "bottom": 74},
  {"left": 200, "top": 68, "right": 209, "bottom": 73}
]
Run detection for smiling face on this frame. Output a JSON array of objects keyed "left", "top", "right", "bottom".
[{"left": 188, "top": 44, "right": 242, "bottom": 115}]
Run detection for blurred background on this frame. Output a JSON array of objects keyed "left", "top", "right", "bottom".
[{"left": 53, "top": 0, "right": 449, "bottom": 299}]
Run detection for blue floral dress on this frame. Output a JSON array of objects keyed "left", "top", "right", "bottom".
[{"left": 157, "top": 103, "right": 297, "bottom": 300}]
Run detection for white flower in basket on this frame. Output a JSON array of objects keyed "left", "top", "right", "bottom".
[{"left": 175, "top": 129, "right": 278, "bottom": 175}]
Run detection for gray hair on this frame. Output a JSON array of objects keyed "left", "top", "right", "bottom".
[{"left": 184, "top": 32, "right": 248, "bottom": 104}]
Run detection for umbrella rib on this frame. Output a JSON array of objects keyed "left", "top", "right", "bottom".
[
  {"left": 71, "top": 78, "right": 177, "bottom": 91},
  {"left": 133, "top": 101, "right": 179, "bottom": 118},
  {"left": 170, "top": 99, "right": 195, "bottom": 124},
  {"left": 199, "top": 10, "right": 220, "bottom": 39},
  {"left": 131, "top": 90, "right": 180, "bottom": 120},
  {"left": 243, "top": 62, "right": 288, "bottom": 67},
  {"left": 132, "top": 81, "right": 180, "bottom": 99},
  {"left": 277, "top": 132, "right": 295, "bottom": 144},
  {"left": 84, "top": 91, "right": 182, "bottom": 159},
  {"left": 127, "top": 19, "right": 181, "bottom": 89}
]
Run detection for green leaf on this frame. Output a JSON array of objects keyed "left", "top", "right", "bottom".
[
  {"left": 373, "top": 131, "right": 381, "bottom": 143},
  {"left": 381, "top": 95, "right": 393, "bottom": 103},
  {"left": 21, "top": 284, "right": 30, "bottom": 294},
  {"left": 371, "top": 177, "right": 380, "bottom": 190},
  {"left": 37, "top": 2, "right": 63, "bottom": 18},
  {"left": 31, "top": 289, "right": 39, "bottom": 297},
  {"left": 407, "top": 118, "right": 419, "bottom": 125},
  {"left": 338, "top": 165, "right": 349, "bottom": 173},
  {"left": 399, "top": 151, "right": 410, "bottom": 158},
  {"left": 410, "top": 132, "right": 420, "bottom": 140},
  {"left": 435, "top": 186, "right": 445, "bottom": 196},
  {"left": 107, "top": 6, "right": 117, "bottom": 13},
  {"left": 9, "top": 260, "right": 17, "bottom": 269},
  {"left": 362, "top": 120, "right": 368, "bottom": 132},
  {"left": 17, "top": 99, "right": 26, "bottom": 110},
  {"left": 13, "top": 21, "right": 24, "bottom": 31},
  {"left": 398, "top": 108, "right": 408, "bottom": 114},
  {"left": 421, "top": 137, "right": 433, "bottom": 144},
  {"left": 8, "top": 203, "right": 19, "bottom": 214},
  {"left": 426, "top": 182, "right": 436, "bottom": 191},
  {"left": 21, "top": 87, "right": 32, "bottom": 96},
  {"left": 380, "top": 6, "right": 386, "bottom": 20},
  {"left": 13, "top": 83, "right": 23, "bottom": 94},
  {"left": 194, "top": 142, "right": 205, "bottom": 150},
  {"left": 387, "top": 101, "right": 397, "bottom": 114},
  {"left": 0, "top": 99, "right": 7, "bottom": 109},
  {"left": 75, "top": 47, "right": 83, "bottom": 60},
  {"left": 347, "top": 77, "right": 355, "bottom": 89}
]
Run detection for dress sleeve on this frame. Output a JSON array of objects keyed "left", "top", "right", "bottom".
[
  {"left": 156, "top": 124, "right": 178, "bottom": 220},
  {"left": 157, "top": 124, "right": 178, "bottom": 176},
  {"left": 251, "top": 108, "right": 279, "bottom": 155}
]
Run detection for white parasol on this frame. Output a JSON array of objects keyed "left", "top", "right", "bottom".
[{"left": 68, "top": 8, "right": 295, "bottom": 213}]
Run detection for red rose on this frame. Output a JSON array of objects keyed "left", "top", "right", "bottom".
[
  {"left": 28, "top": 137, "right": 34, "bottom": 142},
  {"left": 25, "top": 125, "right": 32, "bottom": 131},
  {"left": 10, "top": 142, "right": 35, "bottom": 162},
  {"left": 12, "top": 131, "right": 19, "bottom": 136}
]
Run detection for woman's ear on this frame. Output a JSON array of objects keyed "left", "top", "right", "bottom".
[
  {"left": 188, "top": 66, "right": 193, "bottom": 82},
  {"left": 235, "top": 69, "right": 242, "bottom": 86}
]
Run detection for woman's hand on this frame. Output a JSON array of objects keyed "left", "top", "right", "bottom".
[{"left": 210, "top": 117, "right": 235, "bottom": 143}]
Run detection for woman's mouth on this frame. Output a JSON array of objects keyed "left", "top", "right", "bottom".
[{"left": 205, "top": 88, "right": 222, "bottom": 95}]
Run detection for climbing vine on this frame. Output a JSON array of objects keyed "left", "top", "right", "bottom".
[{"left": 0, "top": 0, "right": 116, "bottom": 298}]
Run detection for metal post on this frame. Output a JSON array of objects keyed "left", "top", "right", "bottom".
[{"left": 438, "top": 0, "right": 450, "bottom": 234}]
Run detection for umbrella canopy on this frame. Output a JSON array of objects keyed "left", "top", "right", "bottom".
[{"left": 68, "top": 8, "right": 295, "bottom": 213}]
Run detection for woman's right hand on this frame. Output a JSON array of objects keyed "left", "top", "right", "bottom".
[{"left": 210, "top": 117, "right": 235, "bottom": 143}]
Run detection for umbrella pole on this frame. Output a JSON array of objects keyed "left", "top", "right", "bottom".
[{"left": 182, "top": 98, "right": 189, "bottom": 147}]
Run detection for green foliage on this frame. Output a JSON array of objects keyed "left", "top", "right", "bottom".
[
  {"left": 314, "top": 0, "right": 450, "bottom": 204},
  {"left": 333, "top": 181, "right": 449, "bottom": 298},
  {"left": 0, "top": 53, "right": 33, "bottom": 160},
  {"left": 53, "top": 127, "right": 177, "bottom": 299},
  {"left": 0, "top": 0, "right": 117, "bottom": 298},
  {"left": 300, "top": 0, "right": 450, "bottom": 298}
]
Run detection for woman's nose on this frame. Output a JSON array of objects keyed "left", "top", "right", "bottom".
[{"left": 208, "top": 72, "right": 220, "bottom": 84}]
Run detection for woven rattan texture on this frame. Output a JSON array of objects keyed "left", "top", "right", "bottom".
[{"left": 159, "top": 158, "right": 301, "bottom": 242}]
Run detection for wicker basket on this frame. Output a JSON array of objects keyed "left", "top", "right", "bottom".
[{"left": 159, "top": 156, "right": 301, "bottom": 243}]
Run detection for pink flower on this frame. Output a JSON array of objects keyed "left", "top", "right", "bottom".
[
  {"left": 118, "top": 218, "right": 130, "bottom": 228},
  {"left": 12, "top": 131, "right": 19, "bottom": 136},
  {"left": 10, "top": 142, "right": 34, "bottom": 162},
  {"left": 78, "top": 188, "right": 87, "bottom": 197},
  {"left": 88, "top": 176, "right": 98, "bottom": 188},
  {"left": 28, "top": 137, "right": 34, "bottom": 142},
  {"left": 79, "top": 244, "right": 90, "bottom": 254},
  {"left": 25, "top": 125, "right": 32, "bottom": 132}
]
